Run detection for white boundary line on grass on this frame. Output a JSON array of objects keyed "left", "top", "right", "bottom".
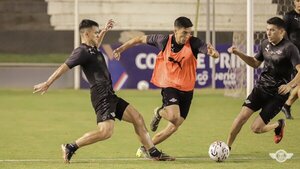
[{"left": 1, "top": 156, "right": 298, "bottom": 162}]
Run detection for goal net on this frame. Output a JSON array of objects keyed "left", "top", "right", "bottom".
[{"left": 224, "top": 0, "right": 294, "bottom": 98}]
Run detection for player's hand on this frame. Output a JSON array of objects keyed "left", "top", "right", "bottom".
[
  {"left": 33, "top": 82, "right": 49, "bottom": 95},
  {"left": 207, "top": 43, "right": 219, "bottom": 58},
  {"left": 278, "top": 84, "right": 292, "bottom": 95},
  {"left": 112, "top": 48, "right": 121, "bottom": 61},
  {"left": 103, "top": 19, "right": 115, "bottom": 31},
  {"left": 227, "top": 46, "right": 237, "bottom": 54}
]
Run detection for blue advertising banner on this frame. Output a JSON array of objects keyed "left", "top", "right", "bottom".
[{"left": 80, "top": 44, "right": 247, "bottom": 90}]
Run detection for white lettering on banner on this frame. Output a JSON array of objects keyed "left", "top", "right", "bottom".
[
  {"left": 136, "top": 53, "right": 147, "bottom": 69},
  {"left": 215, "top": 72, "right": 236, "bottom": 86},
  {"left": 136, "top": 53, "right": 156, "bottom": 69},
  {"left": 196, "top": 72, "right": 238, "bottom": 87},
  {"left": 196, "top": 71, "right": 209, "bottom": 86},
  {"left": 135, "top": 52, "right": 247, "bottom": 70},
  {"left": 197, "top": 53, "right": 206, "bottom": 69},
  {"left": 209, "top": 53, "right": 245, "bottom": 69},
  {"left": 220, "top": 53, "right": 231, "bottom": 69}
]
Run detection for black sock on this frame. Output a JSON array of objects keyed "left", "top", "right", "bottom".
[
  {"left": 284, "top": 104, "right": 291, "bottom": 110},
  {"left": 67, "top": 143, "right": 78, "bottom": 152},
  {"left": 148, "top": 147, "right": 161, "bottom": 157},
  {"left": 157, "top": 106, "right": 164, "bottom": 117}
]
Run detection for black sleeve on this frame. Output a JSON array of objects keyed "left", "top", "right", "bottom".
[
  {"left": 190, "top": 37, "right": 207, "bottom": 57},
  {"left": 283, "top": 13, "right": 291, "bottom": 36},
  {"left": 254, "top": 41, "right": 265, "bottom": 62},
  {"left": 146, "top": 34, "right": 169, "bottom": 51},
  {"left": 288, "top": 44, "right": 300, "bottom": 67},
  {"left": 65, "top": 47, "right": 87, "bottom": 69}
]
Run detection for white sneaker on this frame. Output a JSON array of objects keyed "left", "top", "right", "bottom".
[{"left": 136, "top": 146, "right": 151, "bottom": 158}]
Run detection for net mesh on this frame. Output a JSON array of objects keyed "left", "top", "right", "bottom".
[
  {"left": 224, "top": 31, "right": 247, "bottom": 98},
  {"left": 224, "top": 0, "right": 294, "bottom": 98}
]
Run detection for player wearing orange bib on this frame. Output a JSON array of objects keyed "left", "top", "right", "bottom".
[
  {"left": 113, "top": 16, "right": 219, "bottom": 158},
  {"left": 151, "top": 34, "right": 197, "bottom": 91}
]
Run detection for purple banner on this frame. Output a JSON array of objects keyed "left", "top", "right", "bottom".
[{"left": 80, "top": 44, "right": 247, "bottom": 90}]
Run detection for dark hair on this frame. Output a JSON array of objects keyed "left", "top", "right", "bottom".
[
  {"left": 267, "top": 17, "right": 286, "bottom": 30},
  {"left": 174, "top": 16, "right": 193, "bottom": 28},
  {"left": 79, "top": 19, "right": 99, "bottom": 31}
]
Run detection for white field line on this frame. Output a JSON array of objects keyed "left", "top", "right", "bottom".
[{"left": 0, "top": 156, "right": 298, "bottom": 162}]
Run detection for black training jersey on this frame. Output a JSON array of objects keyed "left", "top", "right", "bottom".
[
  {"left": 283, "top": 10, "right": 300, "bottom": 51},
  {"left": 255, "top": 39, "right": 300, "bottom": 95},
  {"left": 146, "top": 34, "right": 207, "bottom": 58},
  {"left": 65, "top": 43, "right": 113, "bottom": 90}
]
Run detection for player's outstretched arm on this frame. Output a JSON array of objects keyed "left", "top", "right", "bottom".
[
  {"left": 97, "top": 19, "right": 115, "bottom": 48},
  {"left": 112, "top": 35, "right": 147, "bottom": 60},
  {"left": 227, "top": 45, "right": 261, "bottom": 68},
  {"left": 33, "top": 63, "right": 70, "bottom": 95}
]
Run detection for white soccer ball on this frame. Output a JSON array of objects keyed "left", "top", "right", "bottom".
[
  {"left": 137, "top": 80, "right": 149, "bottom": 90},
  {"left": 208, "top": 141, "right": 230, "bottom": 162}
]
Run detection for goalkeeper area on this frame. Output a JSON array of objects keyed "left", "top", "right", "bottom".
[{"left": 0, "top": 89, "right": 299, "bottom": 169}]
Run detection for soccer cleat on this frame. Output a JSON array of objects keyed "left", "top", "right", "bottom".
[
  {"left": 150, "top": 107, "right": 163, "bottom": 132},
  {"left": 136, "top": 146, "right": 151, "bottom": 159},
  {"left": 151, "top": 151, "right": 176, "bottom": 161},
  {"left": 274, "top": 119, "right": 285, "bottom": 144},
  {"left": 282, "top": 106, "right": 294, "bottom": 120},
  {"left": 61, "top": 144, "right": 76, "bottom": 163}
]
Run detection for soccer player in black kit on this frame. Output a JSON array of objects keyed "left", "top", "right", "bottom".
[
  {"left": 226, "top": 17, "right": 300, "bottom": 151},
  {"left": 33, "top": 19, "right": 174, "bottom": 163},
  {"left": 281, "top": 0, "right": 300, "bottom": 119}
]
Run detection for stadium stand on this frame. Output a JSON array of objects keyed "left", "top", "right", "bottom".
[
  {"left": 46, "top": 0, "right": 277, "bottom": 31},
  {"left": 0, "top": 0, "right": 53, "bottom": 30}
]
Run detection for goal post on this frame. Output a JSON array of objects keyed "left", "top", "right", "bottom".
[
  {"left": 74, "top": 0, "right": 80, "bottom": 90},
  {"left": 246, "top": 0, "right": 254, "bottom": 96}
]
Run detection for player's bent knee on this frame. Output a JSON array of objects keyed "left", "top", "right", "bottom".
[
  {"left": 170, "top": 116, "right": 182, "bottom": 125},
  {"left": 251, "top": 126, "right": 262, "bottom": 134},
  {"left": 168, "top": 124, "right": 179, "bottom": 133},
  {"left": 98, "top": 124, "right": 114, "bottom": 139},
  {"left": 100, "top": 129, "right": 113, "bottom": 139}
]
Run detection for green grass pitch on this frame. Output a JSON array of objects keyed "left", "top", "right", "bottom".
[{"left": 0, "top": 89, "right": 299, "bottom": 169}]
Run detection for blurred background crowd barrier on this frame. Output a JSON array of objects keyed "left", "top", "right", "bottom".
[{"left": 0, "top": 0, "right": 293, "bottom": 92}]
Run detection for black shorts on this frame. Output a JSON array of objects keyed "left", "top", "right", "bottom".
[
  {"left": 160, "top": 87, "right": 193, "bottom": 119},
  {"left": 90, "top": 87, "right": 129, "bottom": 123},
  {"left": 242, "top": 87, "right": 289, "bottom": 124}
]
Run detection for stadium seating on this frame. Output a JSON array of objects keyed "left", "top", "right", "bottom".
[
  {"left": 0, "top": 0, "right": 53, "bottom": 30},
  {"left": 46, "top": 0, "right": 278, "bottom": 31}
]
